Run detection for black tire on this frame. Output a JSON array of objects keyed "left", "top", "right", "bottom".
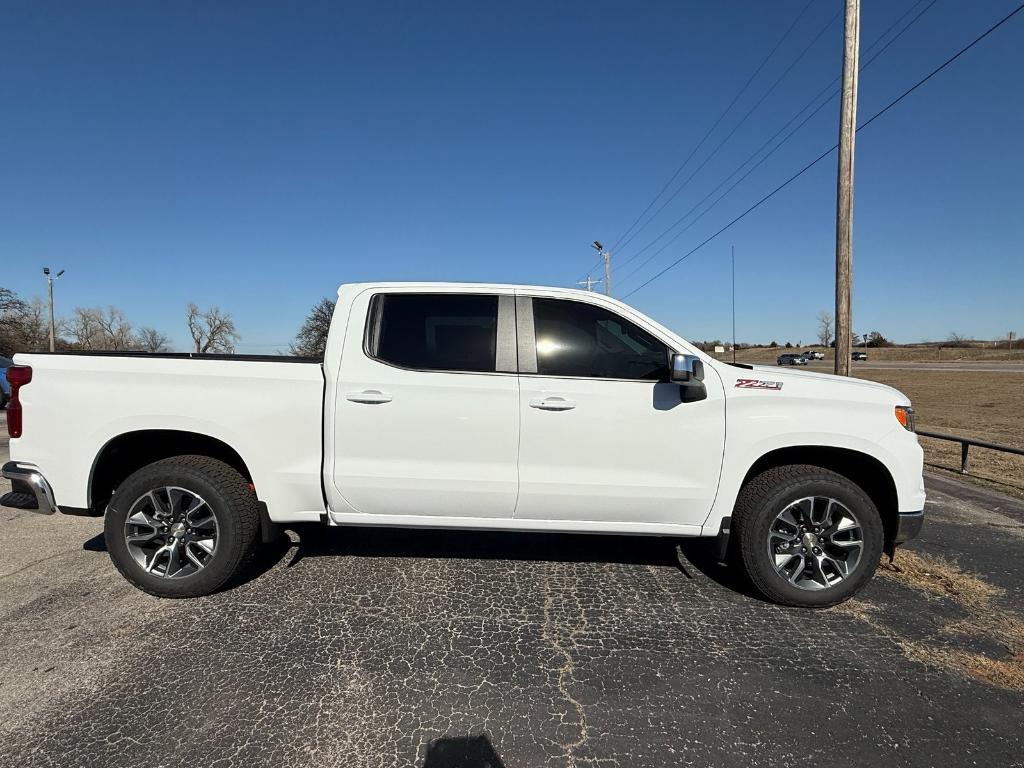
[
  {"left": 104, "top": 455, "right": 260, "bottom": 598},
  {"left": 732, "top": 464, "right": 883, "bottom": 608}
]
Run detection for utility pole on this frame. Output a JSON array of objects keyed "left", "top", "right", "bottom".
[
  {"left": 43, "top": 266, "right": 65, "bottom": 353},
  {"left": 576, "top": 275, "right": 600, "bottom": 292},
  {"left": 834, "top": 0, "right": 860, "bottom": 376},
  {"left": 593, "top": 241, "right": 611, "bottom": 296},
  {"left": 731, "top": 245, "right": 737, "bottom": 364}
]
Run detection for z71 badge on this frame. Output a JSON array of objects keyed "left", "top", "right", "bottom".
[{"left": 735, "top": 378, "right": 783, "bottom": 390}]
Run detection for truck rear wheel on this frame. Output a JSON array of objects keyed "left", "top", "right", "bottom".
[
  {"left": 104, "top": 455, "right": 260, "bottom": 598},
  {"left": 732, "top": 464, "right": 883, "bottom": 608}
]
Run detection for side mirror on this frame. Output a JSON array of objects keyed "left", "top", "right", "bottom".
[{"left": 670, "top": 353, "right": 704, "bottom": 384}]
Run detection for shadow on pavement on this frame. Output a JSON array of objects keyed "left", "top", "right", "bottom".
[
  {"left": 79, "top": 523, "right": 762, "bottom": 601},
  {"left": 82, "top": 532, "right": 107, "bottom": 552},
  {"left": 675, "top": 538, "right": 764, "bottom": 601},
  {"left": 422, "top": 733, "right": 505, "bottom": 768},
  {"left": 283, "top": 522, "right": 685, "bottom": 570}
]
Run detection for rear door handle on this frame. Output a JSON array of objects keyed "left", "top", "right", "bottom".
[
  {"left": 529, "top": 396, "right": 576, "bottom": 411},
  {"left": 346, "top": 390, "right": 393, "bottom": 404}
]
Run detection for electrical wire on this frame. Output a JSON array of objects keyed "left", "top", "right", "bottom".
[
  {"left": 577, "top": 0, "right": 817, "bottom": 281},
  {"left": 614, "top": 0, "right": 940, "bottom": 288},
  {"left": 614, "top": 0, "right": 935, "bottom": 278},
  {"left": 611, "top": 5, "right": 842, "bottom": 258},
  {"left": 621, "top": 1, "right": 1024, "bottom": 299}
]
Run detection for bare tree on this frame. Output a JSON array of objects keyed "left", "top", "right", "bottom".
[
  {"left": 5, "top": 290, "right": 171, "bottom": 354},
  {"left": 68, "top": 307, "right": 103, "bottom": 349},
  {"left": 136, "top": 327, "right": 171, "bottom": 353},
  {"left": 816, "top": 310, "right": 834, "bottom": 348},
  {"left": 94, "top": 306, "right": 136, "bottom": 350},
  {"left": 21, "top": 298, "right": 52, "bottom": 351},
  {"left": 946, "top": 331, "right": 968, "bottom": 348},
  {"left": 1, "top": 288, "right": 26, "bottom": 356},
  {"left": 290, "top": 298, "right": 335, "bottom": 357},
  {"left": 69, "top": 306, "right": 136, "bottom": 350},
  {"left": 187, "top": 303, "right": 240, "bottom": 354},
  {"left": 0, "top": 287, "right": 25, "bottom": 316},
  {"left": 1, "top": 288, "right": 31, "bottom": 356}
]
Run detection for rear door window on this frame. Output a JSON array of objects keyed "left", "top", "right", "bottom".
[{"left": 369, "top": 294, "right": 498, "bottom": 373}]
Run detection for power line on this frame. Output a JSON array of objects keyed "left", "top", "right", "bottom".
[
  {"left": 578, "top": 0, "right": 817, "bottom": 282},
  {"left": 609, "top": 0, "right": 816, "bottom": 255},
  {"left": 621, "top": 1, "right": 1024, "bottom": 299},
  {"left": 615, "top": 91, "right": 834, "bottom": 288},
  {"left": 613, "top": 0, "right": 937, "bottom": 282},
  {"left": 614, "top": 0, "right": 940, "bottom": 289},
  {"left": 611, "top": 5, "right": 842, "bottom": 258}
]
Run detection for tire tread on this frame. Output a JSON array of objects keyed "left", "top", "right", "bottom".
[
  {"left": 732, "top": 464, "right": 881, "bottom": 608},
  {"left": 105, "top": 455, "right": 260, "bottom": 598}
]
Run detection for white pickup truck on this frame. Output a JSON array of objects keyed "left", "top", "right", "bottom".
[{"left": 2, "top": 283, "right": 924, "bottom": 607}]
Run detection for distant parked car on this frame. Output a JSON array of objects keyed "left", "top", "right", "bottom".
[
  {"left": 801, "top": 350, "right": 825, "bottom": 360},
  {"left": 852, "top": 351, "right": 868, "bottom": 361},
  {"left": 0, "top": 356, "right": 12, "bottom": 409},
  {"left": 777, "top": 353, "right": 808, "bottom": 366}
]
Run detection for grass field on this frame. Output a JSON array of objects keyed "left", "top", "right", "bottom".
[{"left": 843, "top": 369, "right": 1023, "bottom": 497}]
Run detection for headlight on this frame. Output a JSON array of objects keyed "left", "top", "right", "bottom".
[{"left": 894, "top": 405, "right": 915, "bottom": 432}]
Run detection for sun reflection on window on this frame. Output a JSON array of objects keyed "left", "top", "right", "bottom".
[{"left": 536, "top": 338, "right": 563, "bottom": 357}]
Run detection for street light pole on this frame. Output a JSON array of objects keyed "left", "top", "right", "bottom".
[
  {"left": 592, "top": 241, "right": 611, "bottom": 296},
  {"left": 43, "top": 267, "right": 65, "bottom": 352}
]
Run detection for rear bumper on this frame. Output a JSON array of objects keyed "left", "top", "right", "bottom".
[
  {"left": 894, "top": 509, "right": 924, "bottom": 545},
  {"left": 1, "top": 461, "right": 59, "bottom": 515}
]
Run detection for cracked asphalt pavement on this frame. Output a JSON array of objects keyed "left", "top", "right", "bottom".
[{"left": 2, "top": 432, "right": 1023, "bottom": 767}]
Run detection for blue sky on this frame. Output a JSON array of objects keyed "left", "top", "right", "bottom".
[{"left": 2, "top": 0, "right": 1022, "bottom": 351}]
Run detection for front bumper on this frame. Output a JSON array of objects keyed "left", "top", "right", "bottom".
[
  {"left": 1, "top": 461, "right": 59, "bottom": 515},
  {"left": 894, "top": 509, "right": 924, "bottom": 545}
]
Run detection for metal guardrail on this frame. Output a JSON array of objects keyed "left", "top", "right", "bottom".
[{"left": 917, "top": 430, "right": 1024, "bottom": 474}]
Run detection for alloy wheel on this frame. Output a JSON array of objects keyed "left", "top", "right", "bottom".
[
  {"left": 123, "top": 487, "right": 219, "bottom": 578},
  {"left": 767, "top": 496, "right": 864, "bottom": 591}
]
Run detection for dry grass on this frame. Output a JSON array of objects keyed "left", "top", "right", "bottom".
[
  {"left": 836, "top": 551, "right": 1024, "bottom": 691},
  {"left": 853, "top": 369, "right": 1024, "bottom": 496},
  {"left": 877, "top": 550, "right": 1001, "bottom": 606},
  {"left": 899, "top": 642, "right": 1024, "bottom": 691}
]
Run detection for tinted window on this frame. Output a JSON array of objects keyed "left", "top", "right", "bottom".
[
  {"left": 372, "top": 294, "right": 498, "bottom": 372},
  {"left": 532, "top": 298, "right": 668, "bottom": 380}
]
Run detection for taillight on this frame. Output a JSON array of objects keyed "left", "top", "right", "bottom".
[{"left": 6, "top": 365, "right": 32, "bottom": 438}]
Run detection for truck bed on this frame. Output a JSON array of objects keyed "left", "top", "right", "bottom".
[{"left": 9, "top": 351, "right": 327, "bottom": 521}]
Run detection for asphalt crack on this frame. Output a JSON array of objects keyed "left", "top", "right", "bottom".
[{"left": 542, "top": 565, "right": 591, "bottom": 768}]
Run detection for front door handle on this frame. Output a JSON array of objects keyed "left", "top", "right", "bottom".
[
  {"left": 346, "top": 390, "right": 393, "bottom": 404},
  {"left": 529, "top": 396, "right": 576, "bottom": 411}
]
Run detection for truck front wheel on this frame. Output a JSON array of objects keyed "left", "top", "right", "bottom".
[
  {"left": 104, "top": 455, "right": 260, "bottom": 598},
  {"left": 732, "top": 464, "right": 883, "bottom": 608}
]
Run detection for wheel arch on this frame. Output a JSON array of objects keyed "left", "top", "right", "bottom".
[
  {"left": 88, "top": 430, "right": 254, "bottom": 516},
  {"left": 740, "top": 445, "right": 900, "bottom": 554}
]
